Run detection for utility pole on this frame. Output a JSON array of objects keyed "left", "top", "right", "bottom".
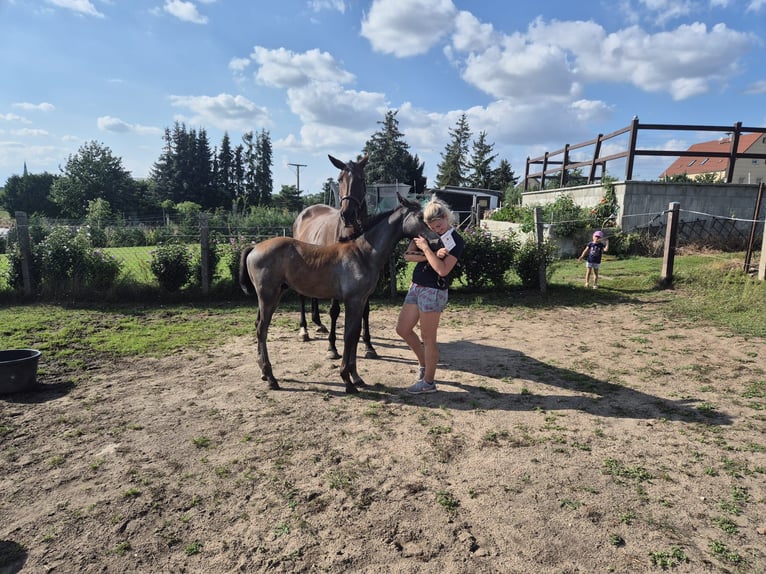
[{"left": 288, "top": 162, "right": 307, "bottom": 193}]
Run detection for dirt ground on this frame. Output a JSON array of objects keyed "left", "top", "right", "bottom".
[{"left": 1, "top": 297, "right": 765, "bottom": 573}]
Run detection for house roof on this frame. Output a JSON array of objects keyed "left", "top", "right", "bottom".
[{"left": 659, "top": 133, "right": 761, "bottom": 178}]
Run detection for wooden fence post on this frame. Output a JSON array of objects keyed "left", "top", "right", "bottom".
[
  {"left": 199, "top": 213, "right": 210, "bottom": 294},
  {"left": 758, "top": 224, "right": 766, "bottom": 281},
  {"left": 534, "top": 206, "right": 547, "bottom": 293},
  {"left": 14, "top": 211, "right": 33, "bottom": 296},
  {"left": 660, "top": 202, "right": 680, "bottom": 288}
]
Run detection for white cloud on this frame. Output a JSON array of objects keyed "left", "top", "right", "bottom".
[
  {"left": 168, "top": 93, "right": 270, "bottom": 131},
  {"left": 47, "top": 0, "right": 104, "bottom": 18},
  {"left": 250, "top": 47, "right": 355, "bottom": 89},
  {"left": 12, "top": 102, "right": 55, "bottom": 112},
  {"left": 0, "top": 113, "right": 31, "bottom": 124},
  {"left": 97, "top": 116, "right": 162, "bottom": 135},
  {"left": 746, "top": 0, "right": 766, "bottom": 11},
  {"left": 450, "top": 17, "right": 756, "bottom": 102},
  {"left": 228, "top": 57, "right": 250, "bottom": 72},
  {"left": 361, "top": 0, "right": 456, "bottom": 57},
  {"left": 743, "top": 79, "right": 766, "bottom": 94},
  {"left": 286, "top": 83, "right": 386, "bottom": 129},
  {"left": 163, "top": 0, "right": 208, "bottom": 24},
  {"left": 11, "top": 128, "right": 50, "bottom": 137},
  {"left": 308, "top": 0, "right": 346, "bottom": 13}
]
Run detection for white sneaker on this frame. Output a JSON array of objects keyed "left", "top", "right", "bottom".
[{"left": 408, "top": 380, "right": 436, "bottom": 394}]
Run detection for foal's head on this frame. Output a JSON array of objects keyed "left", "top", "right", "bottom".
[{"left": 329, "top": 154, "right": 368, "bottom": 229}]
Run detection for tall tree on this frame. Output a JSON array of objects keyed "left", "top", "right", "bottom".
[
  {"left": 273, "top": 184, "right": 303, "bottom": 212},
  {"left": 255, "top": 129, "right": 273, "bottom": 206},
  {"left": 50, "top": 140, "right": 135, "bottom": 218},
  {"left": 1, "top": 170, "right": 57, "bottom": 216},
  {"left": 241, "top": 131, "right": 257, "bottom": 213},
  {"left": 192, "top": 128, "right": 214, "bottom": 208},
  {"left": 362, "top": 110, "right": 427, "bottom": 192},
  {"left": 491, "top": 159, "right": 518, "bottom": 193},
  {"left": 435, "top": 113, "right": 471, "bottom": 188},
  {"left": 466, "top": 131, "right": 497, "bottom": 189},
  {"left": 215, "top": 132, "right": 235, "bottom": 209}
]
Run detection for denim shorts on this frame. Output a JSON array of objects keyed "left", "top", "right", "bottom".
[
  {"left": 586, "top": 262, "right": 601, "bottom": 269},
  {"left": 404, "top": 283, "right": 448, "bottom": 313}
]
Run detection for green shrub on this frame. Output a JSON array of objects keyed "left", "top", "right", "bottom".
[
  {"left": 514, "top": 237, "right": 558, "bottom": 289},
  {"left": 107, "top": 226, "right": 148, "bottom": 247},
  {"left": 459, "top": 227, "right": 519, "bottom": 289},
  {"left": 5, "top": 226, "right": 123, "bottom": 294},
  {"left": 86, "top": 249, "right": 123, "bottom": 290},
  {"left": 38, "top": 227, "right": 92, "bottom": 289},
  {"left": 150, "top": 242, "right": 192, "bottom": 292}
]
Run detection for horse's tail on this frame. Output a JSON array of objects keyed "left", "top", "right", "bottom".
[{"left": 239, "top": 245, "right": 257, "bottom": 295}]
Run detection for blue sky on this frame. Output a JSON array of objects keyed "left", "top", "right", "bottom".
[{"left": 1, "top": 0, "right": 765, "bottom": 195}]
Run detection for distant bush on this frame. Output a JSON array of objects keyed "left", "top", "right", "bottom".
[
  {"left": 150, "top": 242, "right": 193, "bottom": 292},
  {"left": 459, "top": 227, "right": 519, "bottom": 289},
  {"left": 5, "top": 226, "right": 123, "bottom": 294},
  {"left": 514, "top": 237, "right": 558, "bottom": 289}
]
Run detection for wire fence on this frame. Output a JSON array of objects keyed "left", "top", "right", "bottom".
[{"left": 2, "top": 201, "right": 764, "bottom": 295}]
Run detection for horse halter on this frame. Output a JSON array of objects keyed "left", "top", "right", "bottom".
[{"left": 338, "top": 168, "right": 366, "bottom": 231}]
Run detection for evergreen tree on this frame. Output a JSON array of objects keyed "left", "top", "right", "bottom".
[
  {"left": 466, "top": 131, "right": 496, "bottom": 189},
  {"left": 435, "top": 113, "right": 471, "bottom": 188},
  {"left": 362, "top": 110, "right": 427, "bottom": 192},
  {"left": 490, "top": 159, "right": 518, "bottom": 192},
  {"left": 216, "top": 132, "right": 235, "bottom": 210},
  {"left": 273, "top": 184, "right": 302, "bottom": 212},
  {"left": 232, "top": 144, "right": 245, "bottom": 213},
  {"left": 241, "top": 131, "right": 257, "bottom": 213},
  {"left": 255, "top": 129, "right": 273, "bottom": 206},
  {"left": 192, "top": 128, "right": 213, "bottom": 208}
]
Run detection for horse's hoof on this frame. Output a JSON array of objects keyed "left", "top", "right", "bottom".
[
  {"left": 316, "top": 326, "right": 329, "bottom": 334},
  {"left": 268, "top": 381, "right": 280, "bottom": 390},
  {"left": 364, "top": 349, "right": 379, "bottom": 360},
  {"left": 353, "top": 379, "right": 367, "bottom": 388},
  {"left": 326, "top": 350, "right": 341, "bottom": 360},
  {"left": 345, "top": 384, "right": 359, "bottom": 394},
  {"left": 300, "top": 334, "right": 310, "bottom": 342}
]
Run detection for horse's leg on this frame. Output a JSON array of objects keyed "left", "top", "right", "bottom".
[
  {"left": 298, "top": 296, "right": 310, "bottom": 342},
  {"left": 361, "top": 298, "right": 378, "bottom": 359},
  {"left": 311, "top": 298, "right": 328, "bottom": 334},
  {"left": 256, "top": 298, "right": 280, "bottom": 390},
  {"left": 340, "top": 302, "right": 365, "bottom": 393},
  {"left": 325, "top": 299, "right": 342, "bottom": 359}
]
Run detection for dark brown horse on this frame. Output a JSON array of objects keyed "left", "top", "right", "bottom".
[
  {"left": 240, "top": 194, "right": 435, "bottom": 394},
  {"left": 292, "top": 154, "right": 377, "bottom": 359}
]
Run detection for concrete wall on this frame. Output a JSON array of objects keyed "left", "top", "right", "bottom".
[{"left": 521, "top": 181, "right": 763, "bottom": 233}]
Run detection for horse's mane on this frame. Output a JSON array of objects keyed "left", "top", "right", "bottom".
[{"left": 339, "top": 209, "right": 394, "bottom": 242}]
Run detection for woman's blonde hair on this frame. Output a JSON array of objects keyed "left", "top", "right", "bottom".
[{"left": 423, "top": 196, "right": 455, "bottom": 224}]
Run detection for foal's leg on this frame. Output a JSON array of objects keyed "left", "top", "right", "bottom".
[
  {"left": 311, "top": 298, "right": 328, "bottom": 333},
  {"left": 339, "top": 302, "right": 366, "bottom": 393},
  {"left": 325, "top": 299, "right": 342, "bottom": 359},
  {"left": 298, "top": 296, "right": 310, "bottom": 342},
  {"left": 361, "top": 299, "right": 378, "bottom": 359},
  {"left": 256, "top": 299, "right": 280, "bottom": 390}
]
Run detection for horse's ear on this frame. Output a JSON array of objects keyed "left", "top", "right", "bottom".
[
  {"left": 328, "top": 155, "right": 346, "bottom": 171},
  {"left": 358, "top": 155, "right": 369, "bottom": 168}
]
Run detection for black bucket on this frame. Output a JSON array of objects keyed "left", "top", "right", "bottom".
[{"left": 0, "top": 349, "right": 42, "bottom": 394}]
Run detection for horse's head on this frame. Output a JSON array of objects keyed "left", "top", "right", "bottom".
[
  {"left": 329, "top": 154, "right": 368, "bottom": 229},
  {"left": 396, "top": 193, "right": 439, "bottom": 242}
]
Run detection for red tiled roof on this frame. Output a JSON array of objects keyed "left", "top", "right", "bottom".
[{"left": 659, "top": 132, "right": 761, "bottom": 178}]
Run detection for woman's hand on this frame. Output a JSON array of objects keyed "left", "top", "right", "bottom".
[{"left": 413, "top": 236, "right": 431, "bottom": 252}]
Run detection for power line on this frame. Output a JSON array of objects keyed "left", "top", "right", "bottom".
[{"left": 288, "top": 162, "right": 307, "bottom": 193}]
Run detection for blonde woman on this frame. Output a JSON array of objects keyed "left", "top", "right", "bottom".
[{"left": 396, "top": 197, "right": 465, "bottom": 394}]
